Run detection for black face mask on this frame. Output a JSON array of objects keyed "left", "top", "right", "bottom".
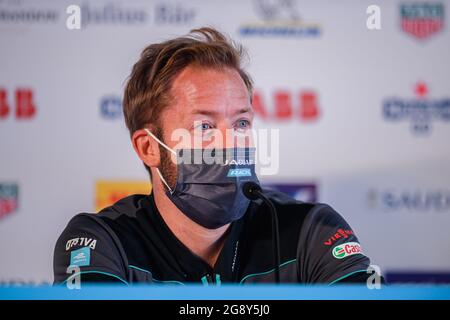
[{"left": 145, "top": 129, "right": 259, "bottom": 229}]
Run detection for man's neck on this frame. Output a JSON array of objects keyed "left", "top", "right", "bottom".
[{"left": 153, "top": 184, "right": 230, "bottom": 268}]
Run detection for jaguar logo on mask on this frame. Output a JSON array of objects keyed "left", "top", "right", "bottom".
[{"left": 145, "top": 129, "right": 260, "bottom": 229}]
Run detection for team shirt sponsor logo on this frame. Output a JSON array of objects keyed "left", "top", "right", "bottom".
[
  {"left": 66, "top": 237, "right": 97, "bottom": 251},
  {"left": 324, "top": 228, "right": 354, "bottom": 246},
  {"left": 332, "top": 242, "right": 363, "bottom": 259},
  {"left": 227, "top": 168, "right": 252, "bottom": 177},
  {"left": 70, "top": 247, "right": 91, "bottom": 267}
]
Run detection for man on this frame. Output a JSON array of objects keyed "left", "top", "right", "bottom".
[{"left": 54, "top": 27, "right": 380, "bottom": 285}]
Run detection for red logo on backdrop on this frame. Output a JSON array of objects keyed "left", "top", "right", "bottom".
[
  {"left": 324, "top": 228, "right": 354, "bottom": 246},
  {"left": 0, "top": 88, "right": 37, "bottom": 120},
  {"left": 400, "top": 3, "right": 444, "bottom": 40},
  {"left": 253, "top": 90, "right": 320, "bottom": 121},
  {"left": 0, "top": 183, "right": 19, "bottom": 220}
]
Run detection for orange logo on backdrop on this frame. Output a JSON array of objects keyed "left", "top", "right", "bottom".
[{"left": 95, "top": 180, "right": 151, "bottom": 212}]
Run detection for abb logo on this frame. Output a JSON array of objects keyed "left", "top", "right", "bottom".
[
  {"left": 253, "top": 90, "right": 320, "bottom": 121},
  {"left": 0, "top": 88, "right": 37, "bottom": 120}
]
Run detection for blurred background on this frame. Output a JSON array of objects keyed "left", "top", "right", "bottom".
[{"left": 0, "top": 0, "right": 449, "bottom": 284}]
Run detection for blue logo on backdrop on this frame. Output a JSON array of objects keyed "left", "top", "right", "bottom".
[
  {"left": 264, "top": 183, "right": 317, "bottom": 202},
  {"left": 367, "top": 189, "right": 450, "bottom": 212},
  {"left": 383, "top": 82, "right": 450, "bottom": 135},
  {"left": 239, "top": 0, "right": 321, "bottom": 38},
  {"left": 100, "top": 96, "right": 122, "bottom": 119}
]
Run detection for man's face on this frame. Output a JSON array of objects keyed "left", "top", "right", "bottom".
[{"left": 157, "top": 65, "right": 254, "bottom": 189}]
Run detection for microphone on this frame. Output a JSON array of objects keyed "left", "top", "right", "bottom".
[
  {"left": 242, "top": 182, "right": 281, "bottom": 283},
  {"left": 242, "top": 181, "right": 262, "bottom": 200}
]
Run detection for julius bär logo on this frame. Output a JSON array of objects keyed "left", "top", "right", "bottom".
[
  {"left": 332, "top": 242, "right": 363, "bottom": 259},
  {"left": 400, "top": 3, "right": 444, "bottom": 40},
  {"left": 383, "top": 82, "right": 450, "bottom": 135},
  {"left": 0, "top": 183, "right": 19, "bottom": 220}
]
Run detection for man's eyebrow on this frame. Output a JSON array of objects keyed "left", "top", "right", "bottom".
[{"left": 190, "top": 107, "right": 253, "bottom": 117}]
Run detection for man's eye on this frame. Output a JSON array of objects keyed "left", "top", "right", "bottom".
[
  {"left": 194, "top": 122, "right": 213, "bottom": 131},
  {"left": 201, "top": 123, "right": 212, "bottom": 130},
  {"left": 235, "top": 119, "right": 251, "bottom": 129}
]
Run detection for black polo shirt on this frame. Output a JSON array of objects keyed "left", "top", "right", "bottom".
[{"left": 53, "top": 190, "right": 374, "bottom": 285}]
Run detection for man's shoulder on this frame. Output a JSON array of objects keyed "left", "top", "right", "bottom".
[
  {"left": 58, "top": 194, "right": 151, "bottom": 249},
  {"left": 261, "top": 189, "right": 346, "bottom": 238},
  {"left": 96, "top": 193, "right": 150, "bottom": 220}
]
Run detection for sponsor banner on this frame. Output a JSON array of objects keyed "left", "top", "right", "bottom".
[{"left": 95, "top": 180, "right": 151, "bottom": 212}]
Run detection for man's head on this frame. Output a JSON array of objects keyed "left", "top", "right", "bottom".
[{"left": 124, "top": 27, "right": 254, "bottom": 190}]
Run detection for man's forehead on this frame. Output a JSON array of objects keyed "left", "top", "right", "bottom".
[
  {"left": 171, "top": 66, "right": 249, "bottom": 99},
  {"left": 168, "top": 66, "right": 252, "bottom": 117}
]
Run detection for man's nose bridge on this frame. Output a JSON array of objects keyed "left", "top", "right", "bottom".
[
  {"left": 224, "top": 127, "right": 253, "bottom": 149},
  {"left": 202, "top": 128, "right": 230, "bottom": 149},
  {"left": 224, "top": 127, "right": 236, "bottom": 148}
]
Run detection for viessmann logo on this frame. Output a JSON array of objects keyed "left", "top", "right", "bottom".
[{"left": 332, "top": 242, "right": 363, "bottom": 259}]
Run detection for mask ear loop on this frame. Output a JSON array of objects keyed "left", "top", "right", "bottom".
[
  {"left": 144, "top": 128, "right": 177, "bottom": 194},
  {"left": 155, "top": 167, "right": 174, "bottom": 194}
]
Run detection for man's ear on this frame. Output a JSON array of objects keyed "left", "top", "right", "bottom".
[{"left": 132, "top": 128, "right": 161, "bottom": 168}]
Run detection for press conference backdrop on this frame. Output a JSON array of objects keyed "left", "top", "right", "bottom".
[{"left": 0, "top": 0, "right": 449, "bottom": 284}]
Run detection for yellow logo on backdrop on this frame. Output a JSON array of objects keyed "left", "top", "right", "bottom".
[{"left": 95, "top": 180, "right": 151, "bottom": 212}]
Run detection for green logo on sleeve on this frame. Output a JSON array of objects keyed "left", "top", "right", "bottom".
[{"left": 332, "top": 242, "right": 363, "bottom": 259}]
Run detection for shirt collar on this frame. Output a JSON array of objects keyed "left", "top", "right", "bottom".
[{"left": 143, "top": 192, "right": 250, "bottom": 282}]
